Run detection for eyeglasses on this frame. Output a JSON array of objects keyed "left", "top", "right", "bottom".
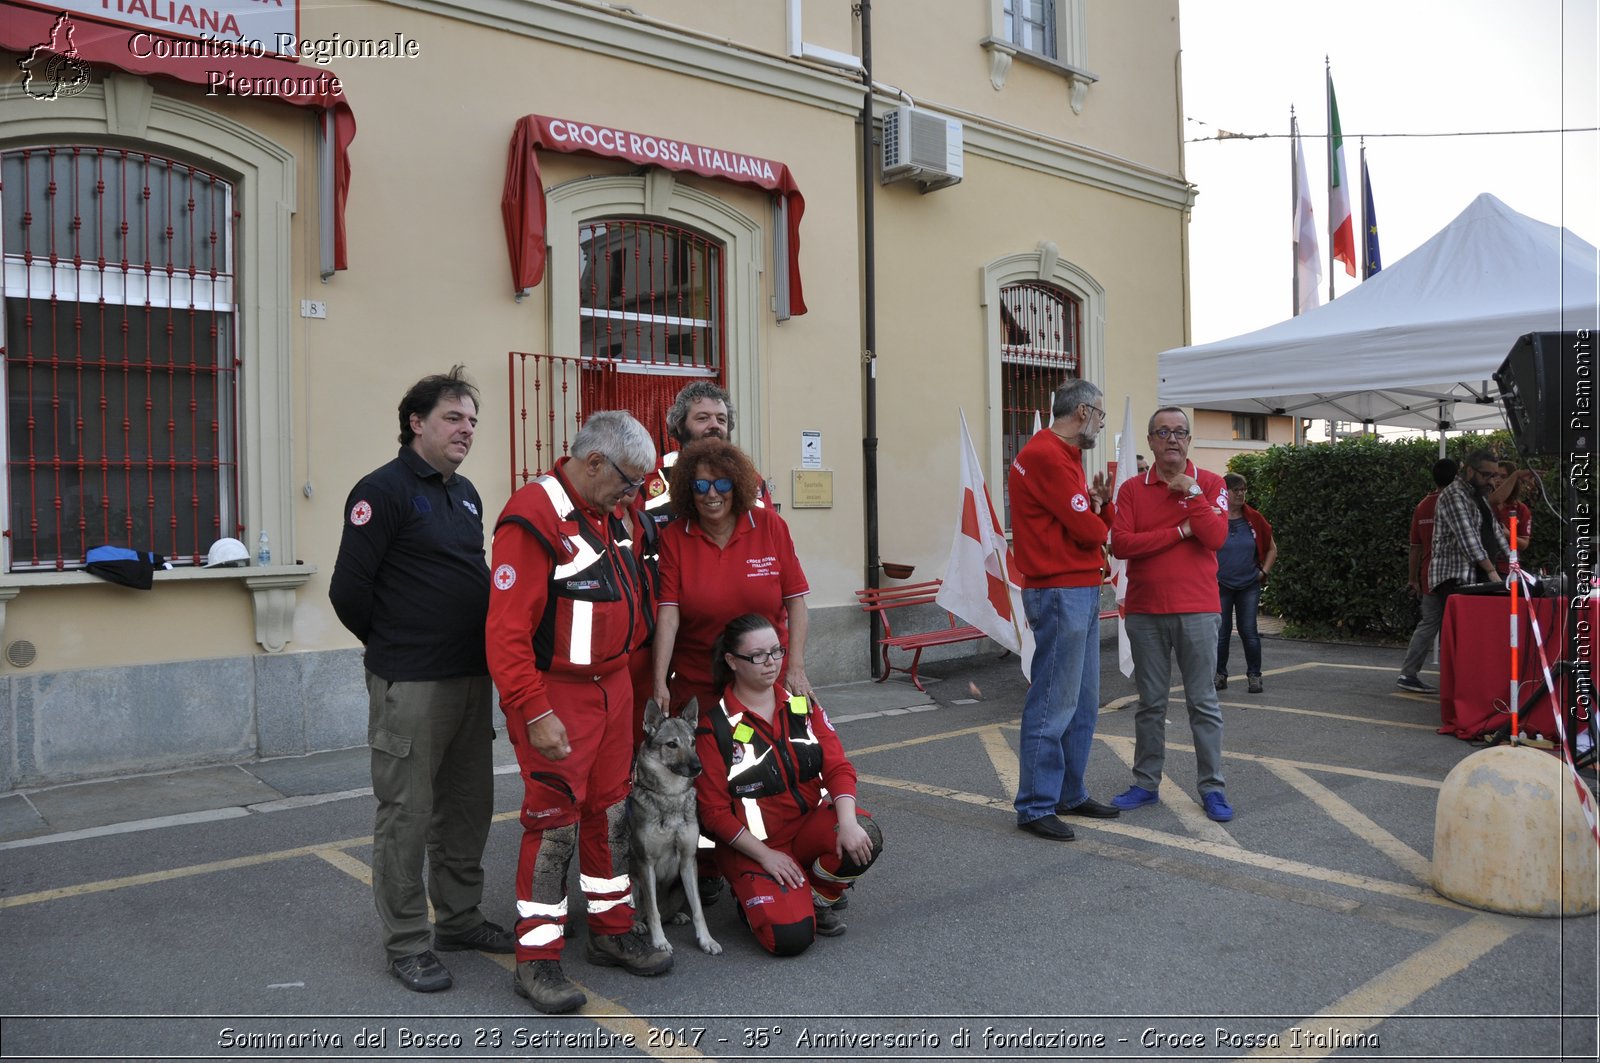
[
  {"left": 1082, "top": 403, "right": 1106, "bottom": 420},
  {"left": 1151, "top": 427, "right": 1191, "bottom": 441},
  {"left": 604, "top": 454, "right": 646, "bottom": 493},
  {"left": 728, "top": 646, "right": 786, "bottom": 665},
  {"left": 692, "top": 477, "right": 735, "bottom": 495}
]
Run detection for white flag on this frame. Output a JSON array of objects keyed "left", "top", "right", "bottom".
[
  {"left": 1110, "top": 397, "right": 1139, "bottom": 677},
  {"left": 937, "top": 409, "right": 1035, "bottom": 680},
  {"left": 1292, "top": 115, "right": 1322, "bottom": 315}
]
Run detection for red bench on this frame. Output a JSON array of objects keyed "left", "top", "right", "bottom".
[
  {"left": 854, "top": 579, "right": 996, "bottom": 693},
  {"left": 855, "top": 577, "right": 1122, "bottom": 692}
]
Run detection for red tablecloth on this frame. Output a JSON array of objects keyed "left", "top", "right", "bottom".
[{"left": 1438, "top": 595, "right": 1595, "bottom": 741}]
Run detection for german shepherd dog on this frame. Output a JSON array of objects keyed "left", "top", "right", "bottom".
[{"left": 630, "top": 698, "right": 722, "bottom": 955}]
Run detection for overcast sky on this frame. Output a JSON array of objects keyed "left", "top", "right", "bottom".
[{"left": 1177, "top": 0, "right": 1598, "bottom": 347}]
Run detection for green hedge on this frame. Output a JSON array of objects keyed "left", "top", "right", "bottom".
[{"left": 1227, "top": 433, "right": 1565, "bottom": 641}]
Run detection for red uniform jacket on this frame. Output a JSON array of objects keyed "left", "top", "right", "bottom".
[
  {"left": 695, "top": 687, "right": 856, "bottom": 848},
  {"left": 486, "top": 458, "right": 650, "bottom": 726}
]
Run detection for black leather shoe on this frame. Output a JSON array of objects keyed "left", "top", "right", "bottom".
[
  {"left": 1056, "top": 798, "right": 1121, "bottom": 819},
  {"left": 1017, "top": 815, "right": 1075, "bottom": 841},
  {"left": 434, "top": 920, "right": 515, "bottom": 953},
  {"left": 389, "top": 950, "right": 452, "bottom": 993}
]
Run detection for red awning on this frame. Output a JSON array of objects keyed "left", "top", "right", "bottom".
[
  {"left": 502, "top": 114, "right": 806, "bottom": 316},
  {"left": 0, "top": 4, "right": 356, "bottom": 271}
]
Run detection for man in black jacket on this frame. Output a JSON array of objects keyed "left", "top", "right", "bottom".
[{"left": 330, "top": 366, "right": 512, "bottom": 992}]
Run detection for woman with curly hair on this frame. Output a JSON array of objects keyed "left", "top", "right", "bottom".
[{"left": 651, "top": 437, "right": 812, "bottom": 713}]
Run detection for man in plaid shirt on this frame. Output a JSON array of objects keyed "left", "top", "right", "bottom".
[{"left": 1428, "top": 451, "right": 1511, "bottom": 598}]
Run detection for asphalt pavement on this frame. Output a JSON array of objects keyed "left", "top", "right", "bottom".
[{"left": 1, "top": 630, "right": 1597, "bottom": 1062}]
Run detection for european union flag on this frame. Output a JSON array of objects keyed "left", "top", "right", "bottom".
[{"left": 1361, "top": 152, "right": 1382, "bottom": 279}]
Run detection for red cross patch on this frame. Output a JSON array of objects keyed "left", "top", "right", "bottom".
[
  {"left": 350, "top": 500, "right": 372, "bottom": 526},
  {"left": 493, "top": 563, "right": 517, "bottom": 591}
]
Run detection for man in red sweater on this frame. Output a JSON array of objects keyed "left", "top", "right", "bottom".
[
  {"left": 1110, "top": 407, "right": 1234, "bottom": 822},
  {"left": 1007, "top": 379, "right": 1120, "bottom": 841}
]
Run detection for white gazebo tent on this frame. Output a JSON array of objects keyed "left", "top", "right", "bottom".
[{"left": 1158, "top": 194, "right": 1600, "bottom": 434}]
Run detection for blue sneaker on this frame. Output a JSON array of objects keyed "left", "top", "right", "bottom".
[
  {"left": 1110, "top": 785, "right": 1159, "bottom": 811},
  {"left": 1202, "top": 791, "right": 1235, "bottom": 822}
]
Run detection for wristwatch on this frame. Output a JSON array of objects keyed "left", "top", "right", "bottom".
[{"left": 1186, "top": 483, "right": 1204, "bottom": 498}]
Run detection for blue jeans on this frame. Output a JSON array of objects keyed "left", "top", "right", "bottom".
[
  {"left": 1216, "top": 581, "right": 1263, "bottom": 677},
  {"left": 1014, "top": 585, "right": 1102, "bottom": 823}
]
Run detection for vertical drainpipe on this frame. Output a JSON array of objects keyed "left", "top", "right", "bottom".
[{"left": 858, "top": 0, "right": 882, "bottom": 675}]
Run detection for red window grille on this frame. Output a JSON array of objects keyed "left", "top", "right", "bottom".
[
  {"left": 578, "top": 218, "right": 722, "bottom": 372},
  {"left": 999, "top": 280, "right": 1080, "bottom": 527},
  {"left": 509, "top": 218, "right": 727, "bottom": 486},
  {"left": 0, "top": 146, "right": 240, "bottom": 570}
]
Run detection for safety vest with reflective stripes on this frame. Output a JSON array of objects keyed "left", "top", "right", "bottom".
[
  {"left": 495, "top": 473, "right": 650, "bottom": 672},
  {"left": 707, "top": 696, "right": 823, "bottom": 841}
]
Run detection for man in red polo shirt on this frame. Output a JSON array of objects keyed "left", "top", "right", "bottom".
[{"left": 1110, "top": 406, "right": 1233, "bottom": 822}]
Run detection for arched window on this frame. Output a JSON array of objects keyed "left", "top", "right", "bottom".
[
  {"left": 981, "top": 244, "right": 1105, "bottom": 528},
  {"left": 577, "top": 217, "right": 723, "bottom": 371},
  {"left": 999, "top": 279, "right": 1080, "bottom": 481},
  {"left": 510, "top": 174, "right": 762, "bottom": 477},
  {"left": 566, "top": 216, "right": 726, "bottom": 448},
  {"left": 0, "top": 145, "right": 238, "bottom": 569}
]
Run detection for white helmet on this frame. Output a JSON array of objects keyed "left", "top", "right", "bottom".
[{"left": 203, "top": 537, "right": 250, "bottom": 568}]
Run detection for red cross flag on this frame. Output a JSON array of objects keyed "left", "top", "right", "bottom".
[{"left": 937, "top": 409, "right": 1034, "bottom": 680}]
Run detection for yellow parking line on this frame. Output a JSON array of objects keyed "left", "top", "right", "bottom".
[
  {"left": 979, "top": 725, "right": 1019, "bottom": 800},
  {"left": 314, "top": 847, "right": 374, "bottom": 886},
  {"left": 0, "top": 838, "right": 373, "bottom": 909},
  {"left": 1106, "top": 663, "right": 1327, "bottom": 711},
  {"left": 1219, "top": 701, "right": 1439, "bottom": 730},
  {"left": 1223, "top": 748, "right": 1444, "bottom": 789},
  {"left": 304, "top": 847, "right": 709, "bottom": 1061},
  {"left": 1, "top": 810, "right": 525, "bottom": 911},
  {"left": 1263, "top": 763, "right": 1432, "bottom": 883},
  {"left": 1241, "top": 913, "right": 1521, "bottom": 1060},
  {"left": 1099, "top": 735, "right": 1241, "bottom": 848},
  {"left": 849, "top": 720, "right": 1008, "bottom": 758},
  {"left": 857, "top": 772, "right": 1461, "bottom": 909}
]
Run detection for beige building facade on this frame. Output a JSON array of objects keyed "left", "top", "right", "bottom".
[{"left": 0, "top": 0, "right": 1193, "bottom": 789}]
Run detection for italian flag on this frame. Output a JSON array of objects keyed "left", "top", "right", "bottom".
[{"left": 1328, "top": 71, "right": 1356, "bottom": 277}]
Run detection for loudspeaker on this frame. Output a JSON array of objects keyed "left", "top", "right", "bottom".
[{"left": 1494, "top": 332, "right": 1578, "bottom": 456}]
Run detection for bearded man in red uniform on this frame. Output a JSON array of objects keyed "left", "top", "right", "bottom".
[
  {"left": 1008, "top": 379, "right": 1119, "bottom": 841},
  {"left": 486, "top": 411, "right": 673, "bottom": 1014}
]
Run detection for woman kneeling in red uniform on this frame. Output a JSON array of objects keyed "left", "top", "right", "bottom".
[{"left": 694, "top": 614, "right": 883, "bottom": 955}]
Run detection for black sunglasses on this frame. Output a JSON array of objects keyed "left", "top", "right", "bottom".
[{"left": 692, "top": 477, "right": 735, "bottom": 495}]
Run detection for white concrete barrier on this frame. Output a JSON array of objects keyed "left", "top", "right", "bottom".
[{"left": 1433, "top": 744, "right": 1599, "bottom": 916}]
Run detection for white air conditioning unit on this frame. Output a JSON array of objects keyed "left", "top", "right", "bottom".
[{"left": 882, "top": 106, "right": 963, "bottom": 191}]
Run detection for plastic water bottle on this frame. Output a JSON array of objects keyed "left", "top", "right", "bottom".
[{"left": 256, "top": 530, "right": 271, "bottom": 566}]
